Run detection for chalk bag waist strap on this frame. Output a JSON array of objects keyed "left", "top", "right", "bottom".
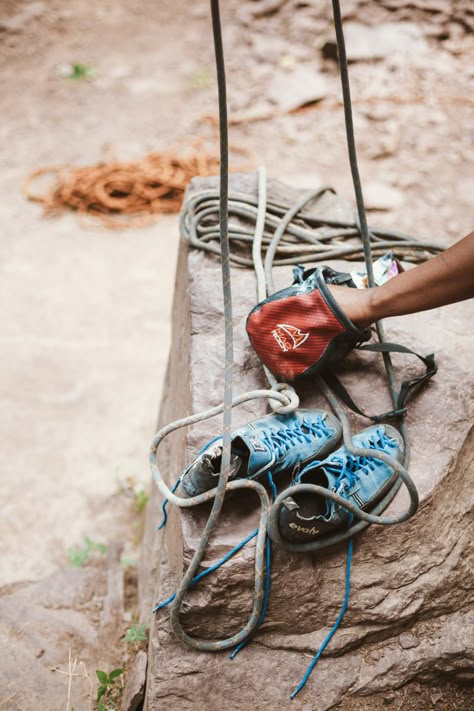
[{"left": 322, "top": 343, "right": 438, "bottom": 422}]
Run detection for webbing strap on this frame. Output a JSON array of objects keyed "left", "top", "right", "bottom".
[{"left": 323, "top": 344, "right": 437, "bottom": 422}]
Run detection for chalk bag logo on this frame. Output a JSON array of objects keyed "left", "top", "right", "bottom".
[{"left": 271, "top": 324, "right": 309, "bottom": 352}]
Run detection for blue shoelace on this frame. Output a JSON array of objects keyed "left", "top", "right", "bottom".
[
  {"left": 291, "top": 531, "right": 353, "bottom": 699},
  {"left": 287, "top": 435, "right": 401, "bottom": 698},
  {"left": 157, "top": 476, "right": 182, "bottom": 531},
  {"left": 262, "top": 417, "right": 332, "bottom": 461},
  {"left": 155, "top": 467, "right": 354, "bottom": 699},
  {"left": 324, "top": 429, "right": 396, "bottom": 493}
]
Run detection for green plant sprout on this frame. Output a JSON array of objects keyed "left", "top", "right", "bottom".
[
  {"left": 96, "top": 668, "right": 123, "bottom": 711},
  {"left": 123, "top": 623, "right": 148, "bottom": 645},
  {"left": 68, "top": 63, "right": 95, "bottom": 80},
  {"left": 121, "top": 557, "right": 136, "bottom": 569},
  {"left": 133, "top": 488, "right": 149, "bottom": 513},
  {"left": 67, "top": 537, "right": 107, "bottom": 567},
  {"left": 114, "top": 467, "right": 149, "bottom": 513},
  {"left": 188, "top": 66, "right": 213, "bottom": 91}
]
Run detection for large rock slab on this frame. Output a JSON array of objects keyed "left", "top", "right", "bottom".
[
  {"left": 0, "top": 567, "right": 105, "bottom": 710},
  {"left": 0, "top": 551, "right": 140, "bottom": 710},
  {"left": 140, "top": 174, "right": 474, "bottom": 710}
]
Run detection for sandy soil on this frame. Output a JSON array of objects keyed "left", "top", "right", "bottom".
[{"left": 0, "top": 0, "right": 472, "bottom": 587}]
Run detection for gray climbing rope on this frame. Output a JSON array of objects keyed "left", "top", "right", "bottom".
[
  {"left": 151, "top": 0, "right": 431, "bottom": 650},
  {"left": 180, "top": 189, "right": 445, "bottom": 269},
  {"left": 150, "top": 0, "right": 300, "bottom": 652},
  {"left": 165, "top": 0, "right": 237, "bottom": 649}
]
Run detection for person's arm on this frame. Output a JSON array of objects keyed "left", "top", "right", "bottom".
[{"left": 329, "top": 231, "right": 474, "bottom": 328}]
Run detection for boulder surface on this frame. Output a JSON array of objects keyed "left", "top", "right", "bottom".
[{"left": 140, "top": 174, "right": 474, "bottom": 710}]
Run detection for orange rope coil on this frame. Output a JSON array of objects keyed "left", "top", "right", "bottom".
[{"left": 23, "top": 141, "right": 250, "bottom": 229}]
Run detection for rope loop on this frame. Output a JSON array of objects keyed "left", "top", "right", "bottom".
[
  {"left": 150, "top": 386, "right": 296, "bottom": 651},
  {"left": 269, "top": 382, "right": 300, "bottom": 414}
]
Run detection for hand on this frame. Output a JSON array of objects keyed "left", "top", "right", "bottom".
[{"left": 328, "top": 284, "right": 375, "bottom": 328}]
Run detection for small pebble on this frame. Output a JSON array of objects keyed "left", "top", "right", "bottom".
[{"left": 431, "top": 690, "right": 444, "bottom": 705}]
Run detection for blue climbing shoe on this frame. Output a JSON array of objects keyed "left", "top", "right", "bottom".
[
  {"left": 180, "top": 409, "right": 342, "bottom": 498},
  {"left": 278, "top": 425, "right": 404, "bottom": 541}
]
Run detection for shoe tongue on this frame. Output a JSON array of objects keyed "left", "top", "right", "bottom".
[
  {"left": 232, "top": 433, "right": 273, "bottom": 477},
  {"left": 317, "top": 464, "right": 341, "bottom": 490},
  {"left": 300, "top": 464, "right": 334, "bottom": 488},
  {"left": 299, "top": 465, "right": 334, "bottom": 519}
]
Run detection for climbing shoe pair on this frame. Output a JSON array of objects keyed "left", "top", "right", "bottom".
[{"left": 180, "top": 409, "right": 403, "bottom": 542}]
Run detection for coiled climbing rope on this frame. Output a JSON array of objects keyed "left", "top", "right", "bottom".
[
  {"left": 23, "top": 143, "right": 223, "bottom": 228},
  {"left": 180, "top": 186, "right": 445, "bottom": 269}
]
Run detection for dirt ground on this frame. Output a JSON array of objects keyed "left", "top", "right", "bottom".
[{"left": 0, "top": 0, "right": 472, "bottom": 708}]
